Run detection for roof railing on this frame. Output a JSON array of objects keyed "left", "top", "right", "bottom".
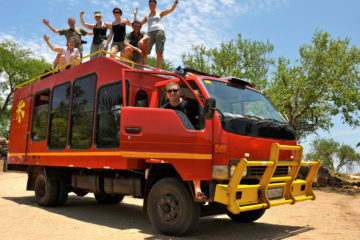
[{"left": 15, "top": 50, "right": 136, "bottom": 89}]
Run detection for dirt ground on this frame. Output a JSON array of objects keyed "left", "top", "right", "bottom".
[{"left": 0, "top": 171, "right": 359, "bottom": 240}]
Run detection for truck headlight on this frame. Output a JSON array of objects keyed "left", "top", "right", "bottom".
[
  {"left": 230, "top": 165, "right": 248, "bottom": 178},
  {"left": 212, "top": 165, "right": 229, "bottom": 180}
]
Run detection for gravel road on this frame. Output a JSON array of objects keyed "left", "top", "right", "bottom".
[{"left": 1, "top": 172, "right": 359, "bottom": 240}]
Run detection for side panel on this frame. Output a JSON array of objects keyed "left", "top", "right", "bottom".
[
  {"left": 120, "top": 107, "right": 213, "bottom": 180},
  {"left": 8, "top": 96, "right": 32, "bottom": 164}
]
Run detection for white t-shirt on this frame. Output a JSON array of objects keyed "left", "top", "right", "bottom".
[
  {"left": 147, "top": 12, "right": 164, "bottom": 32},
  {"left": 60, "top": 47, "right": 80, "bottom": 63}
]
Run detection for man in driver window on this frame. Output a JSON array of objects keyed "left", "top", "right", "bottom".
[{"left": 161, "top": 82, "right": 206, "bottom": 200}]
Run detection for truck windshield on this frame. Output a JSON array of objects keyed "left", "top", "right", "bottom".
[{"left": 202, "top": 79, "right": 286, "bottom": 123}]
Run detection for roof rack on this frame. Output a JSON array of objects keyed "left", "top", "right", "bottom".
[
  {"left": 183, "top": 68, "right": 219, "bottom": 78},
  {"left": 15, "top": 50, "right": 137, "bottom": 89}
]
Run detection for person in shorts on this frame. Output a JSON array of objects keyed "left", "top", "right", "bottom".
[
  {"left": 104, "top": 7, "right": 135, "bottom": 56},
  {"left": 140, "top": 0, "right": 179, "bottom": 68},
  {"left": 124, "top": 20, "right": 149, "bottom": 64}
]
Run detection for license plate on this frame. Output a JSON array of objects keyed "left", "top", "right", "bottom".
[{"left": 267, "top": 187, "right": 284, "bottom": 199}]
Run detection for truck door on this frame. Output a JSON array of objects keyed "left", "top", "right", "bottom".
[
  {"left": 8, "top": 95, "right": 32, "bottom": 164},
  {"left": 120, "top": 70, "right": 213, "bottom": 180}
]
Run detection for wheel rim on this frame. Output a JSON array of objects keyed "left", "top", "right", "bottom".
[{"left": 157, "top": 193, "right": 180, "bottom": 222}]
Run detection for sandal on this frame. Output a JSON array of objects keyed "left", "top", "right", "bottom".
[{"left": 196, "top": 192, "right": 207, "bottom": 200}]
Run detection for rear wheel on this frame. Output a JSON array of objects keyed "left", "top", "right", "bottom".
[
  {"left": 227, "top": 208, "right": 266, "bottom": 222},
  {"left": 34, "top": 172, "right": 58, "bottom": 207},
  {"left": 94, "top": 193, "right": 124, "bottom": 204},
  {"left": 147, "top": 177, "right": 200, "bottom": 236}
]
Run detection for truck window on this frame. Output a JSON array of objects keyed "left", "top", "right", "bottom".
[
  {"left": 48, "top": 82, "right": 71, "bottom": 149},
  {"left": 95, "top": 82, "right": 125, "bottom": 148},
  {"left": 135, "top": 90, "right": 148, "bottom": 107},
  {"left": 69, "top": 74, "right": 97, "bottom": 149},
  {"left": 31, "top": 90, "right": 50, "bottom": 141}
]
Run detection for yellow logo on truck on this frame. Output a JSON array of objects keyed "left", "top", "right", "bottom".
[{"left": 16, "top": 100, "right": 25, "bottom": 123}]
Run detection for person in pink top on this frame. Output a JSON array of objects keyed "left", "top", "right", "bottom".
[{"left": 43, "top": 34, "right": 80, "bottom": 71}]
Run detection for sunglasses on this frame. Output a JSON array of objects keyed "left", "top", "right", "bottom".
[
  {"left": 166, "top": 89, "right": 179, "bottom": 93},
  {"left": 113, "top": 12, "right": 121, "bottom": 14}
]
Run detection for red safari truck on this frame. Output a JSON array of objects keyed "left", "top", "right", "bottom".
[{"left": 7, "top": 53, "right": 320, "bottom": 236}]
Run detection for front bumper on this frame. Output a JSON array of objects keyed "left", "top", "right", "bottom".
[{"left": 214, "top": 143, "right": 321, "bottom": 214}]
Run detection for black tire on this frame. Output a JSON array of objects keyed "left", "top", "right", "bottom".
[
  {"left": 56, "top": 180, "right": 69, "bottom": 206},
  {"left": 94, "top": 193, "right": 125, "bottom": 204},
  {"left": 147, "top": 177, "right": 200, "bottom": 236},
  {"left": 227, "top": 208, "right": 266, "bottom": 222},
  {"left": 34, "top": 172, "right": 58, "bottom": 207},
  {"left": 73, "top": 190, "right": 88, "bottom": 197}
]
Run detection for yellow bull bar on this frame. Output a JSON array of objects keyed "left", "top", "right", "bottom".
[{"left": 214, "top": 143, "right": 321, "bottom": 214}]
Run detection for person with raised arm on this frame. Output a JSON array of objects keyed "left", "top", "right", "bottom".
[
  {"left": 141, "top": 0, "right": 179, "bottom": 68},
  {"left": 43, "top": 17, "right": 92, "bottom": 68},
  {"left": 104, "top": 7, "right": 136, "bottom": 56},
  {"left": 80, "top": 11, "right": 110, "bottom": 59},
  {"left": 43, "top": 34, "right": 80, "bottom": 71}
]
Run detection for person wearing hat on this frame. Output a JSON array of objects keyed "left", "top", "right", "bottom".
[
  {"left": 80, "top": 11, "right": 110, "bottom": 59},
  {"left": 104, "top": 7, "right": 136, "bottom": 56},
  {"left": 140, "top": 0, "right": 179, "bottom": 68}
]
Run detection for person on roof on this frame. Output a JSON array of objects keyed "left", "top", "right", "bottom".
[
  {"left": 43, "top": 17, "right": 92, "bottom": 68},
  {"left": 80, "top": 11, "right": 110, "bottom": 60},
  {"left": 140, "top": 0, "right": 179, "bottom": 68},
  {"left": 124, "top": 19, "right": 149, "bottom": 64},
  {"left": 43, "top": 34, "right": 80, "bottom": 71},
  {"left": 104, "top": 7, "right": 136, "bottom": 56}
]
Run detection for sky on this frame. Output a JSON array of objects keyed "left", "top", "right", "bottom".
[{"left": 1, "top": 0, "right": 360, "bottom": 172}]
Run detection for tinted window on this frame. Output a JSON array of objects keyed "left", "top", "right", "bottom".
[
  {"left": 31, "top": 90, "right": 50, "bottom": 141},
  {"left": 70, "top": 74, "right": 97, "bottom": 149},
  {"left": 95, "top": 82, "right": 126, "bottom": 148},
  {"left": 48, "top": 82, "right": 71, "bottom": 149}
]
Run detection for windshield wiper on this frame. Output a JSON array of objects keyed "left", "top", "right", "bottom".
[{"left": 242, "top": 114, "right": 264, "bottom": 120}]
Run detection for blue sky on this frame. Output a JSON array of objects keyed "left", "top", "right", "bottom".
[{"left": 1, "top": 0, "right": 360, "bottom": 172}]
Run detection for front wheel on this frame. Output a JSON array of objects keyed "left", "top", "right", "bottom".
[
  {"left": 227, "top": 208, "right": 266, "bottom": 222},
  {"left": 147, "top": 177, "right": 200, "bottom": 236}
]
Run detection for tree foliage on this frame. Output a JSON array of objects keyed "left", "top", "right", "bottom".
[
  {"left": 181, "top": 33, "right": 274, "bottom": 90},
  {"left": 0, "top": 40, "right": 50, "bottom": 137},
  {"left": 305, "top": 138, "right": 360, "bottom": 171},
  {"left": 147, "top": 56, "right": 175, "bottom": 72},
  {"left": 265, "top": 31, "right": 360, "bottom": 139}
]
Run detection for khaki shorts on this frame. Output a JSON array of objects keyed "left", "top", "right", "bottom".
[
  {"left": 111, "top": 41, "right": 125, "bottom": 51},
  {"left": 148, "top": 30, "right": 166, "bottom": 54}
]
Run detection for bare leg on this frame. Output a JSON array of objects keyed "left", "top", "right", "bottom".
[
  {"left": 141, "top": 40, "right": 149, "bottom": 65},
  {"left": 156, "top": 52, "right": 163, "bottom": 69},
  {"left": 52, "top": 52, "right": 61, "bottom": 69},
  {"left": 58, "top": 55, "right": 67, "bottom": 72},
  {"left": 110, "top": 46, "right": 118, "bottom": 55},
  {"left": 193, "top": 180, "right": 206, "bottom": 200}
]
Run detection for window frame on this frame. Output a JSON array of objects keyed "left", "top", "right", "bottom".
[
  {"left": 47, "top": 81, "right": 72, "bottom": 150},
  {"left": 68, "top": 72, "right": 98, "bottom": 150},
  {"left": 94, "top": 79, "right": 129, "bottom": 149},
  {"left": 30, "top": 88, "right": 51, "bottom": 142}
]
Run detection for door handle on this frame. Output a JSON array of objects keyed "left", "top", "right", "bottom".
[{"left": 125, "top": 127, "right": 141, "bottom": 134}]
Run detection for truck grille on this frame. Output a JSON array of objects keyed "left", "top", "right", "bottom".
[{"left": 248, "top": 166, "right": 289, "bottom": 177}]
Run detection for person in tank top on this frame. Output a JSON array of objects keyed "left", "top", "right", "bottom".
[
  {"left": 104, "top": 7, "right": 135, "bottom": 56},
  {"left": 140, "top": 0, "right": 179, "bottom": 68},
  {"left": 80, "top": 11, "right": 110, "bottom": 59}
]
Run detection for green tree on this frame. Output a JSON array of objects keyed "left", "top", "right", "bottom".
[
  {"left": 181, "top": 33, "right": 274, "bottom": 90},
  {"left": 147, "top": 56, "right": 175, "bottom": 72},
  {"left": 305, "top": 138, "right": 360, "bottom": 171},
  {"left": 266, "top": 31, "right": 360, "bottom": 139},
  {"left": 0, "top": 40, "right": 50, "bottom": 137}
]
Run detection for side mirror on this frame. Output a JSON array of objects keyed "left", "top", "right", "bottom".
[{"left": 204, "top": 98, "right": 216, "bottom": 120}]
